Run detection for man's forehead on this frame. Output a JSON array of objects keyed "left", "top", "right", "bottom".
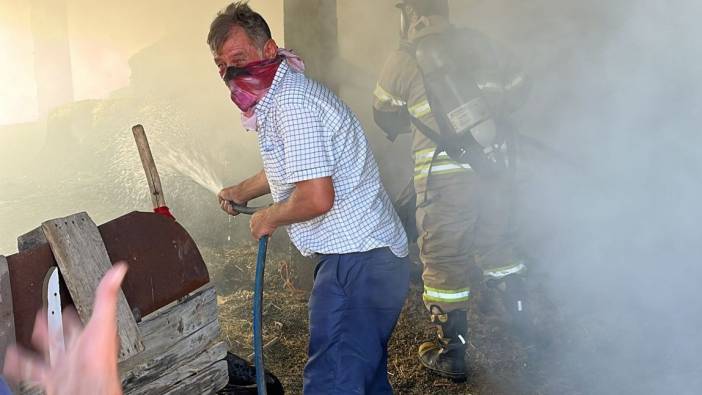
[{"left": 217, "top": 26, "right": 254, "bottom": 54}]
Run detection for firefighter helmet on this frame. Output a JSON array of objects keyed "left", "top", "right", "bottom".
[
  {"left": 395, "top": 0, "right": 449, "bottom": 15},
  {"left": 396, "top": 0, "right": 449, "bottom": 39}
]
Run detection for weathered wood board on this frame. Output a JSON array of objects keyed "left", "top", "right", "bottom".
[
  {"left": 0, "top": 255, "right": 15, "bottom": 372},
  {"left": 120, "top": 285, "right": 224, "bottom": 394},
  {"left": 41, "top": 212, "right": 143, "bottom": 361},
  {"left": 163, "top": 360, "right": 229, "bottom": 395},
  {"left": 137, "top": 285, "right": 218, "bottom": 353},
  {"left": 16, "top": 227, "right": 47, "bottom": 252},
  {"left": 18, "top": 339, "right": 228, "bottom": 395},
  {"left": 127, "top": 342, "right": 227, "bottom": 395},
  {"left": 121, "top": 317, "right": 220, "bottom": 390}
]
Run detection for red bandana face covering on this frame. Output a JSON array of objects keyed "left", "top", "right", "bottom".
[{"left": 221, "top": 56, "right": 283, "bottom": 114}]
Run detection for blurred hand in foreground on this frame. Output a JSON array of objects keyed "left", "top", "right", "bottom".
[{"left": 3, "top": 263, "right": 127, "bottom": 395}]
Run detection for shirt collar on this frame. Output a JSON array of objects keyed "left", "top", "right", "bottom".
[{"left": 254, "top": 59, "right": 290, "bottom": 125}]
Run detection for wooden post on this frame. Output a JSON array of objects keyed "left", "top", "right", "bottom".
[
  {"left": 0, "top": 255, "right": 16, "bottom": 371},
  {"left": 280, "top": 0, "right": 339, "bottom": 289},
  {"left": 132, "top": 124, "right": 167, "bottom": 209},
  {"left": 284, "top": 0, "right": 339, "bottom": 92},
  {"left": 41, "top": 212, "right": 144, "bottom": 361}
]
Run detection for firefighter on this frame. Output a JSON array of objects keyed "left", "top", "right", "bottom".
[{"left": 373, "top": 0, "right": 531, "bottom": 380}]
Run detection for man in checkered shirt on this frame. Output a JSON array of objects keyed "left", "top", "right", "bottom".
[{"left": 210, "top": 3, "right": 410, "bottom": 394}]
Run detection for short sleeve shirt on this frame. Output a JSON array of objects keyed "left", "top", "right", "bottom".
[{"left": 253, "top": 61, "right": 408, "bottom": 257}]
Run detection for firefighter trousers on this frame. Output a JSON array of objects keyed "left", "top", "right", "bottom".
[{"left": 416, "top": 171, "right": 523, "bottom": 313}]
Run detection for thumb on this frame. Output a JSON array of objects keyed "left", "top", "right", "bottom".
[{"left": 90, "top": 263, "right": 128, "bottom": 326}]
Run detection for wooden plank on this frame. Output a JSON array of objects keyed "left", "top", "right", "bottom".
[
  {"left": 24, "top": 357, "right": 228, "bottom": 395},
  {"left": 138, "top": 285, "right": 217, "bottom": 353},
  {"left": 164, "top": 360, "right": 229, "bottom": 395},
  {"left": 0, "top": 255, "right": 16, "bottom": 386},
  {"left": 17, "top": 227, "right": 47, "bottom": 252},
  {"left": 132, "top": 124, "right": 167, "bottom": 209},
  {"left": 126, "top": 342, "right": 227, "bottom": 395},
  {"left": 42, "top": 212, "right": 143, "bottom": 361},
  {"left": 120, "top": 319, "right": 220, "bottom": 391},
  {"left": 120, "top": 285, "right": 219, "bottom": 391}
]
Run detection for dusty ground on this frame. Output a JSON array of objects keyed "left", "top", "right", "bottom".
[{"left": 204, "top": 244, "right": 575, "bottom": 395}]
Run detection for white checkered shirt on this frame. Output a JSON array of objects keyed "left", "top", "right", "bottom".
[{"left": 253, "top": 60, "right": 408, "bottom": 257}]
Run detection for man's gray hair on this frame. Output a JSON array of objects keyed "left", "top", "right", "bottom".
[{"left": 207, "top": 1, "right": 272, "bottom": 53}]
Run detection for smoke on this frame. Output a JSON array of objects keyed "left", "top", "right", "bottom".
[
  {"left": 335, "top": 0, "right": 702, "bottom": 393},
  {"left": 457, "top": 0, "right": 701, "bottom": 393}
]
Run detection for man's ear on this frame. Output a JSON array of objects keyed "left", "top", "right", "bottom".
[{"left": 263, "top": 39, "right": 279, "bottom": 59}]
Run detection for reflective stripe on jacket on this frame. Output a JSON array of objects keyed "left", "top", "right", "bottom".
[{"left": 413, "top": 147, "right": 472, "bottom": 181}]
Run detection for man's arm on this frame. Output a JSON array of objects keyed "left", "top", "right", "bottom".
[
  {"left": 249, "top": 177, "right": 334, "bottom": 239},
  {"left": 218, "top": 169, "right": 271, "bottom": 216}
]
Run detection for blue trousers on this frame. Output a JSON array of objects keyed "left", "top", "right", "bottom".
[
  {"left": 303, "top": 247, "right": 410, "bottom": 395},
  {"left": 0, "top": 378, "right": 10, "bottom": 395}
]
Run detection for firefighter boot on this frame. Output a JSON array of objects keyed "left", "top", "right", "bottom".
[{"left": 418, "top": 308, "right": 468, "bottom": 381}]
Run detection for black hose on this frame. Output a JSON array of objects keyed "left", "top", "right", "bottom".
[{"left": 228, "top": 201, "right": 267, "bottom": 215}]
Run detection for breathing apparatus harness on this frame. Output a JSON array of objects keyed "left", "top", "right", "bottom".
[
  {"left": 410, "top": 26, "right": 511, "bottom": 181},
  {"left": 396, "top": 25, "right": 517, "bottom": 209}
]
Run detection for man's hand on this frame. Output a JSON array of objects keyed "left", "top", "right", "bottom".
[
  {"left": 217, "top": 170, "right": 272, "bottom": 216},
  {"left": 250, "top": 208, "right": 277, "bottom": 240},
  {"left": 218, "top": 185, "right": 245, "bottom": 216},
  {"left": 3, "top": 263, "right": 128, "bottom": 395}
]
